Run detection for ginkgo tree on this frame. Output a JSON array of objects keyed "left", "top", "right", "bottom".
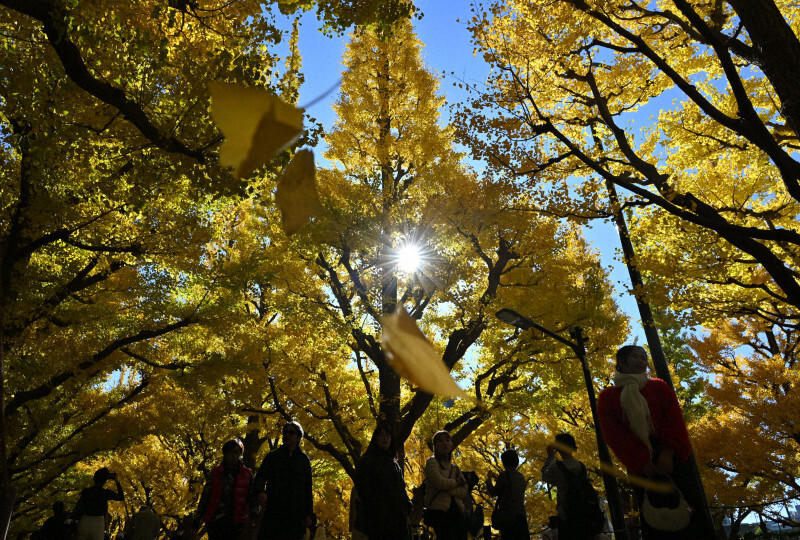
[
  {"left": 0, "top": 0, "right": 633, "bottom": 536},
  {"left": 242, "top": 16, "right": 629, "bottom": 503},
  {"left": 460, "top": 0, "right": 800, "bottom": 525},
  {"left": 461, "top": 0, "right": 800, "bottom": 311},
  {"left": 684, "top": 318, "right": 800, "bottom": 529},
  {"left": 0, "top": 0, "right": 415, "bottom": 532}
]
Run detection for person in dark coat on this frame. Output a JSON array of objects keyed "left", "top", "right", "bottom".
[
  {"left": 488, "top": 449, "right": 528, "bottom": 540},
  {"left": 34, "top": 501, "right": 71, "bottom": 540},
  {"left": 249, "top": 421, "right": 313, "bottom": 540},
  {"left": 354, "top": 424, "right": 412, "bottom": 540},
  {"left": 195, "top": 438, "right": 253, "bottom": 539}
]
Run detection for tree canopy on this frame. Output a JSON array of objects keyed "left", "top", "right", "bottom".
[
  {"left": 0, "top": 0, "right": 412, "bottom": 531},
  {"left": 462, "top": 0, "right": 800, "bottom": 528},
  {"left": 4, "top": 0, "right": 800, "bottom": 536},
  {"left": 227, "top": 20, "right": 627, "bottom": 533}
]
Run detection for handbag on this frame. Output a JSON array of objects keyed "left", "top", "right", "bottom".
[
  {"left": 641, "top": 479, "right": 692, "bottom": 532},
  {"left": 490, "top": 503, "right": 512, "bottom": 530},
  {"left": 465, "top": 499, "right": 484, "bottom": 536}
]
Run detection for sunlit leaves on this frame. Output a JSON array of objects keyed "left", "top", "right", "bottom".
[
  {"left": 0, "top": 0, "right": 298, "bottom": 530},
  {"left": 463, "top": 0, "right": 800, "bottom": 525}
]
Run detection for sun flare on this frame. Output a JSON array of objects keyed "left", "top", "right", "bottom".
[{"left": 396, "top": 243, "right": 422, "bottom": 274}]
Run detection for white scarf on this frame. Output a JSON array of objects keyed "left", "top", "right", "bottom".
[{"left": 613, "top": 372, "right": 654, "bottom": 452}]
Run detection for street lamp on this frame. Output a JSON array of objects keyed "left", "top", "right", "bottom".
[{"left": 495, "top": 308, "right": 629, "bottom": 540}]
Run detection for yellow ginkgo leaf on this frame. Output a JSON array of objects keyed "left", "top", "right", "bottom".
[
  {"left": 275, "top": 149, "right": 323, "bottom": 235},
  {"left": 209, "top": 82, "right": 304, "bottom": 178},
  {"left": 381, "top": 307, "right": 470, "bottom": 400},
  {"left": 597, "top": 461, "right": 674, "bottom": 492}
]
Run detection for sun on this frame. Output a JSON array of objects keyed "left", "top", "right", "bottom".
[{"left": 396, "top": 243, "right": 422, "bottom": 274}]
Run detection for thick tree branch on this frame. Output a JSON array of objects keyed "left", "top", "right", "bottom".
[
  {"left": 6, "top": 315, "right": 196, "bottom": 415},
  {"left": 9, "top": 375, "right": 150, "bottom": 474},
  {"left": 568, "top": 0, "right": 800, "bottom": 202},
  {"left": 1, "top": 0, "right": 210, "bottom": 163}
]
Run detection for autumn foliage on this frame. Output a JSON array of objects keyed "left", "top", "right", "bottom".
[
  {"left": 462, "top": 0, "right": 800, "bottom": 530},
  {"left": 2, "top": 0, "right": 800, "bottom": 538}
]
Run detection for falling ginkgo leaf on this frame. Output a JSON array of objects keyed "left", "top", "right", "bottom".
[
  {"left": 598, "top": 461, "right": 674, "bottom": 492},
  {"left": 209, "top": 82, "right": 304, "bottom": 178},
  {"left": 381, "top": 307, "right": 470, "bottom": 400},
  {"left": 275, "top": 149, "right": 323, "bottom": 235},
  {"left": 542, "top": 440, "right": 671, "bottom": 492},
  {"left": 547, "top": 440, "right": 672, "bottom": 492}
]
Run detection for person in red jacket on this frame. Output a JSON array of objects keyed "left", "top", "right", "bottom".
[
  {"left": 195, "top": 438, "right": 253, "bottom": 540},
  {"left": 598, "top": 345, "right": 709, "bottom": 539}
]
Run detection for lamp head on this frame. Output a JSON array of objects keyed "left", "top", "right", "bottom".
[{"left": 495, "top": 308, "right": 533, "bottom": 330}]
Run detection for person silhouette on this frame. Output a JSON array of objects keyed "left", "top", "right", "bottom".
[
  {"left": 354, "top": 424, "right": 412, "bottom": 539},
  {"left": 249, "top": 421, "right": 313, "bottom": 540},
  {"left": 127, "top": 505, "right": 161, "bottom": 540},
  {"left": 195, "top": 438, "right": 253, "bottom": 540},
  {"left": 33, "top": 501, "right": 71, "bottom": 540},
  {"left": 73, "top": 468, "right": 124, "bottom": 540},
  {"left": 488, "top": 449, "right": 528, "bottom": 540}
]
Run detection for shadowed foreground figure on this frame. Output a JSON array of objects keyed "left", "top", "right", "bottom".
[
  {"left": 127, "top": 505, "right": 161, "bottom": 540},
  {"left": 354, "top": 424, "right": 412, "bottom": 540},
  {"left": 250, "top": 421, "right": 313, "bottom": 540},
  {"left": 33, "top": 501, "right": 71, "bottom": 540},
  {"left": 488, "top": 448, "right": 528, "bottom": 540},
  {"left": 74, "top": 468, "right": 124, "bottom": 540},
  {"left": 195, "top": 438, "right": 253, "bottom": 540}
]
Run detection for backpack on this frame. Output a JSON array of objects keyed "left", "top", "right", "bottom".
[
  {"left": 555, "top": 461, "right": 605, "bottom": 537},
  {"left": 409, "top": 479, "right": 427, "bottom": 526},
  {"left": 461, "top": 471, "right": 484, "bottom": 537}
]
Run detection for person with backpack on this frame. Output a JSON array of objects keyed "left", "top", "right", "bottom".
[
  {"left": 423, "top": 430, "right": 469, "bottom": 540},
  {"left": 541, "top": 433, "right": 605, "bottom": 539},
  {"left": 486, "top": 449, "right": 528, "bottom": 539}
]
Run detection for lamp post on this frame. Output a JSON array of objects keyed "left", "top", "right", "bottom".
[{"left": 495, "top": 308, "right": 629, "bottom": 540}]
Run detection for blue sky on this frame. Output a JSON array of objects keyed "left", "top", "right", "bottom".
[{"left": 277, "top": 0, "right": 647, "bottom": 345}]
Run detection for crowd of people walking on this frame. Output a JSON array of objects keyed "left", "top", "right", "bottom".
[{"left": 23, "top": 345, "right": 706, "bottom": 540}]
